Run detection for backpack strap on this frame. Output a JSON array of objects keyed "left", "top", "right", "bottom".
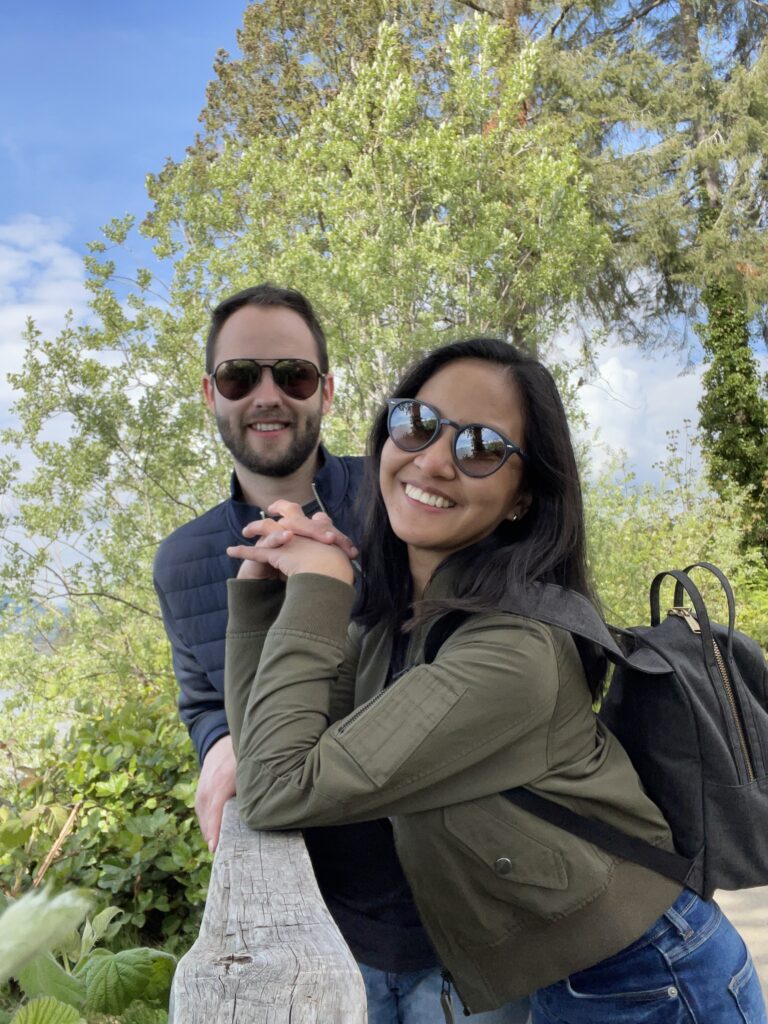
[
  {"left": 501, "top": 789, "right": 694, "bottom": 886},
  {"left": 424, "top": 609, "right": 473, "bottom": 664},
  {"left": 495, "top": 583, "right": 670, "bottom": 674}
]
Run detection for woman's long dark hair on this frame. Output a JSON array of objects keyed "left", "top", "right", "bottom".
[{"left": 354, "top": 337, "right": 604, "bottom": 690}]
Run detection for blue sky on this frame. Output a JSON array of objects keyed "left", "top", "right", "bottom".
[
  {"left": 0, "top": 2, "right": 751, "bottom": 483},
  {"left": 1, "top": 1, "right": 246, "bottom": 244}
]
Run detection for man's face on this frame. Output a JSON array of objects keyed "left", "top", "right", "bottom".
[{"left": 202, "top": 305, "right": 333, "bottom": 478}]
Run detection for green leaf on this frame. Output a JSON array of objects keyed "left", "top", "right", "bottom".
[
  {"left": 119, "top": 1003, "right": 168, "bottom": 1024},
  {"left": 0, "top": 890, "right": 92, "bottom": 985},
  {"left": 0, "top": 818, "right": 33, "bottom": 852},
  {"left": 9, "top": 998, "right": 85, "bottom": 1024},
  {"left": 17, "top": 954, "right": 85, "bottom": 1008},
  {"left": 82, "top": 948, "right": 176, "bottom": 1015},
  {"left": 89, "top": 905, "right": 124, "bottom": 945}
]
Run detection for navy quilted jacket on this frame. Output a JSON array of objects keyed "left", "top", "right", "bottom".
[{"left": 153, "top": 446, "right": 366, "bottom": 763}]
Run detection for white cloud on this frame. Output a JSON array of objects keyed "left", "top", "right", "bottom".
[
  {"left": 576, "top": 345, "right": 704, "bottom": 480},
  {"left": 0, "top": 216, "right": 88, "bottom": 414},
  {"left": 553, "top": 331, "right": 706, "bottom": 483}
]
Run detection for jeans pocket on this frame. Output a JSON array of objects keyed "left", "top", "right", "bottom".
[
  {"left": 532, "top": 978, "right": 683, "bottom": 1024},
  {"left": 729, "top": 950, "right": 768, "bottom": 1024}
]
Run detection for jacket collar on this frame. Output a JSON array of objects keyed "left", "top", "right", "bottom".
[{"left": 226, "top": 444, "right": 347, "bottom": 537}]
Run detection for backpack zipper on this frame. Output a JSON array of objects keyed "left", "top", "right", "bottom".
[{"left": 668, "top": 607, "right": 755, "bottom": 782}]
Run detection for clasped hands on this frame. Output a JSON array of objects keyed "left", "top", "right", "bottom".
[{"left": 226, "top": 500, "right": 358, "bottom": 587}]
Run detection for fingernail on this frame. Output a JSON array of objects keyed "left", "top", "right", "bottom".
[{"left": 208, "top": 839, "right": 215, "bottom": 853}]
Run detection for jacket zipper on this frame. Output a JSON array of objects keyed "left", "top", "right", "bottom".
[
  {"left": 440, "top": 970, "right": 472, "bottom": 1019},
  {"left": 334, "top": 689, "right": 389, "bottom": 734},
  {"left": 668, "top": 608, "right": 755, "bottom": 782},
  {"left": 312, "top": 483, "right": 362, "bottom": 575}
]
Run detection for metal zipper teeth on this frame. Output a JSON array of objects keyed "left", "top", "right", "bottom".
[
  {"left": 335, "top": 689, "right": 389, "bottom": 735},
  {"left": 670, "top": 608, "right": 756, "bottom": 783},
  {"left": 711, "top": 637, "right": 756, "bottom": 783}
]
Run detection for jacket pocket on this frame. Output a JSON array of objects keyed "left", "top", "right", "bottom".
[
  {"left": 444, "top": 796, "right": 615, "bottom": 920},
  {"left": 332, "top": 673, "right": 467, "bottom": 787}
]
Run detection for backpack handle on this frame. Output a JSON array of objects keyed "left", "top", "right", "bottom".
[
  {"left": 679, "top": 562, "right": 736, "bottom": 664},
  {"left": 650, "top": 569, "right": 715, "bottom": 645},
  {"left": 650, "top": 566, "right": 735, "bottom": 666}
]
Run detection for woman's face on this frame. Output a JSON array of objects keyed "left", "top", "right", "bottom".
[{"left": 379, "top": 358, "right": 529, "bottom": 588}]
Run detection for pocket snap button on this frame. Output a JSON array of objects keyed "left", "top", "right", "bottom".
[
  {"left": 494, "top": 857, "right": 512, "bottom": 875},
  {"left": 667, "top": 986, "right": 678, "bottom": 998}
]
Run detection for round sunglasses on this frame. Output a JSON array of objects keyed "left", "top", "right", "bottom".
[
  {"left": 387, "top": 398, "right": 529, "bottom": 477},
  {"left": 211, "top": 358, "right": 326, "bottom": 402}
]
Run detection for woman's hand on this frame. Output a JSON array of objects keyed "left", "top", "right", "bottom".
[{"left": 227, "top": 502, "right": 357, "bottom": 585}]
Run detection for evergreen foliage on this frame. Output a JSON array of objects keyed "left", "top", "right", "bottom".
[{"left": 1, "top": 0, "right": 766, "bottom": 967}]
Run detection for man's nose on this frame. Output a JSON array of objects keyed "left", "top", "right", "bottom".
[
  {"left": 413, "top": 431, "right": 456, "bottom": 479},
  {"left": 247, "top": 366, "right": 283, "bottom": 405}
]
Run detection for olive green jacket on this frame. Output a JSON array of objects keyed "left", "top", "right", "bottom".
[{"left": 225, "top": 570, "right": 681, "bottom": 1012}]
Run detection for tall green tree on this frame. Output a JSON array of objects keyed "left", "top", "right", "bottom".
[
  {"left": 0, "top": 14, "right": 607, "bottom": 714},
  {"left": 167, "top": 0, "right": 767, "bottom": 553}
]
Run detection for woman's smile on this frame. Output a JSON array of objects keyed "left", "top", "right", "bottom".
[{"left": 402, "top": 482, "right": 457, "bottom": 509}]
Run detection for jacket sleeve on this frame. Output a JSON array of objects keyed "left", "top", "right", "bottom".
[
  {"left": 153, "top": 573, "right": 230, "bottom": 765},
  {"left": 226, "top": 573, "right": 562, "bottom": 832}
]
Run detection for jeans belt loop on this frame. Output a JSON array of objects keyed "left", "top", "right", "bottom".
[{"left": 664, "top": 905, "right": 695, "bottom": 940}]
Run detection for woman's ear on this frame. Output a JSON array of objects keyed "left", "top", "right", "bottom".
[{"left": 506, "top": 493, "right": 532, "bottom": 523}]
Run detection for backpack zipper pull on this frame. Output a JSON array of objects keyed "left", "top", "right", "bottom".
[{"left": 668, "top": 607, "right": 701, "bottom": 633}]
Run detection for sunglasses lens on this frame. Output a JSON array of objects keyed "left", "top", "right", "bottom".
[
  {"left": 271, "top": 359, "right": 321, "bottom": 399},
  {"left": 214, "top": 360, "right": 262, "bottom": 401},
  {"left": 389, "top": 401, "right": 439, "bottom": 450},
  {"left": 454, "top": 426, "right": 507, "bottom": 477},
  {"left": 214, "top": 359, "right": 321, "bottom": 401}
]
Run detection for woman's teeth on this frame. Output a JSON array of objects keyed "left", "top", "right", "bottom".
[{"left": 404, "top": 484, "right": 455, "bottom": 508}]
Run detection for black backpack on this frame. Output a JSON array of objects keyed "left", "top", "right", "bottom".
[{"left": 424, "top": 563, "right": 768, "bottom": 900}]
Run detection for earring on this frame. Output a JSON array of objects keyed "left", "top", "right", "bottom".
[{"left": 511, "top": 512, "right": 519, "bottom": 522}]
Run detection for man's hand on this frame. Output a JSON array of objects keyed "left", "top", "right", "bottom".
[
  {"left": 195, "top": 734, "right": 236, "bottom": 853},
  {"left": 227, "top": 503, "right": 356, "bottom": 585}
]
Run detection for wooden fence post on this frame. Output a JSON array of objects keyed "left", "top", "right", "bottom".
[{"left": 170, "top": 799, "right": 367, "bottom": 1023}]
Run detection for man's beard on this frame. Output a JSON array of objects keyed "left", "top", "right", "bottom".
[{"left": 216, "top": 408, "right": 322, "bottom": 478}]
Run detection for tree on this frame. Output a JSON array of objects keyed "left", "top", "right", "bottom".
[
  {"left": 165, "top": 0, "right": 767, "bottom": 553},
  {"left": 539, "top": 1, "right": 768, "bottom": 550},
  {"left": 0, "top": 14, "right": 607, "bottom": 756}
]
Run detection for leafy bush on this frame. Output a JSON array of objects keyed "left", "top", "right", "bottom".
[
  {"left": 0, "top": 689, "right": 209, "bottom": 954},
  {"left": 587, "top": 436, "right": 768, "bottom": 651},
  {"left": 1, "top": 888, "right": 174, "bottom": 1024}
]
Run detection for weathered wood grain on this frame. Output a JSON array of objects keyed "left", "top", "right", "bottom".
[{"left": 170, "top": 800, "right": 367, "bottom": 1023}]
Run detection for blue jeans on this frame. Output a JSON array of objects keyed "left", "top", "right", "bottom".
[
  {"left": 359, "top": 963, "right": 531, "bottom": 1024},
  {"left": 531, "top": 889, "right": 766, "bottom": 1023}
]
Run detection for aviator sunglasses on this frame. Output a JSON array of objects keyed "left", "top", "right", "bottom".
[
  {"left": 211, "top": 358, "right": 326, "bottom": 402},
  {"left": 387, "top": 398, "right": 529, "bottom": 478}
]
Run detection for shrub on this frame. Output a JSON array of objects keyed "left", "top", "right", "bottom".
[{"left": 0, "top": 690, "right": 209, "bottom": 954}]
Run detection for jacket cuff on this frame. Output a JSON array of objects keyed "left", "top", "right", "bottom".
[
  {"left": 275, "top": 573, "right": 356, "bottom": 644},
  {"left": 227, "top": 578, "right": 286, "bottom": 633}
]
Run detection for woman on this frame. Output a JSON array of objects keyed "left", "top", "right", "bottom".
[{"left": 224, "top": 338, "right": 766, "bottom": 1023}]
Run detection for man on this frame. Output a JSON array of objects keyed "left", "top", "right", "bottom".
[{"left": 154, "top": 284, "right": 528, "bottom": 1024}]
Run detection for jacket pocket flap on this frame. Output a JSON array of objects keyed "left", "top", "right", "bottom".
[{"left": 444, "top": 801, "right": 568, "bottom": 890}]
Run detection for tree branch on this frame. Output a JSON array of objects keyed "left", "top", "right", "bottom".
[
  {"left": 454, "top": 0, "right": 504, "bottom": 17},
  {"left": 611, "top": 0, "right": 667, "bottom": 35}
]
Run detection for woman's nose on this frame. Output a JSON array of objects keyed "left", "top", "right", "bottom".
[{"left": 413, "top": 431, "right": 456, "bottom": 479}]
